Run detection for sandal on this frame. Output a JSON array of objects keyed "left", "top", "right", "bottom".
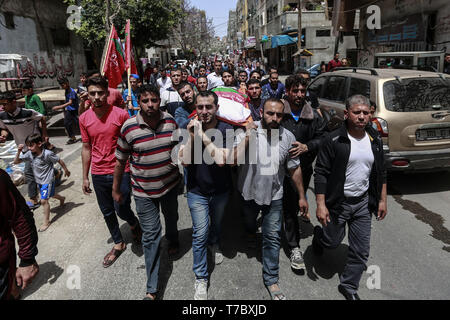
[
  {"left": 266, "top": 284, "right": 287, "bottom": 300},
  {"left": 26, "top": 201, "right": 40, "bottom": 210},
  {"left": 143, "top": 293, "right": 157, "bottom": 300},
  {"left": 103, "top": 246, "right": 126, "bottom": 268}
]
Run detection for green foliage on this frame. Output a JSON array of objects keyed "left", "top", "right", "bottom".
[{"left": 63, "top": 0, "right": 183, "bottom": 48}]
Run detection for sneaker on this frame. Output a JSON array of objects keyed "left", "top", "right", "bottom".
[
  {"left": 290, "top": 247, "right": 305, "bottom": 270},
  {"left": 194, "top": 279, "right": 208, "bottom": 300},
  {"left": 208, "top": 244, "right": 224, "bottom": 265},
  {"left": 66, "top": 138, "right": 77, "bottom": 145}
]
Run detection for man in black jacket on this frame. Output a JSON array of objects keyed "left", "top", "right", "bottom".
[
  {"left": 281, "top": 75, "right": 327, "bottom": 272},
  {"left": 313, "top": 94, "right": 387, "bottom": 300}
]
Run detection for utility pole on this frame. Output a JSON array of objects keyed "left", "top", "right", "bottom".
[
  {"left": 297, "top": 0, "right": 302, "bottom": 52},
  {"left": 323, "top": 0, "right": 329, "bottom": 20}
]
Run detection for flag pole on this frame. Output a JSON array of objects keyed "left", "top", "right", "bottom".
[
  {"left": 126, "top": 19, "right": 132, "bottom": 112},
  {"left": 100, "top": 25, "right": 114, "bottom": 76}
]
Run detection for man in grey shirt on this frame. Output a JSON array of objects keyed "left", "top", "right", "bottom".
[{"left": 234, "top": 98, "right": 309, "bottom": 300}]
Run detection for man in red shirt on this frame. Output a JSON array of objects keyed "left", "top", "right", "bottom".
[
  {"left": 79, "top": 76, "right": 141, "bottom": 268},
  {"left": 327, "top": 53, "right": 343, "bottom": 72}
]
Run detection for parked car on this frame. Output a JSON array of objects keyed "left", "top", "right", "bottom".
[
  {"left": 308, "top": 67, "right": 450, "bottom": 172},
  {"left": 307, "top": 64, "right": 321, "bottom": 78}
]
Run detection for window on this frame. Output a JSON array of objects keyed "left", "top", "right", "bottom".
[
  {"left": 308, "top": 76, "right": 327, "bottom": 98},
  {"left": 316, "top": 29, "right": 331, "bottom": 37},
  {"left": 323, "top": 76, "right": 347, "bottom": 102},
  {"left": 3, "top": 12, "right": 15, "bottom": 29},
  {"left": 348, "top": 78, "right": 371, "bottom": 98}
]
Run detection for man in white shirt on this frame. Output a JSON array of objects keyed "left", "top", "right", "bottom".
[
  {"left": 157, "top": 67, "right": 172, "bottom": 96},
  {"left": 160, "top": 68, "right": 184, "bottom": 116},
  {"left": 207, "top": 60, "right": 224, "bottom": 90}
]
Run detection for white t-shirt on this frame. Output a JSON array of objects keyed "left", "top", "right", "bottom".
[
  {"left": 344, "top": 132, "right": 374, "bottom": 197},
  {"left": 157, "top": 77, "right": 172, "bottom": 96}
]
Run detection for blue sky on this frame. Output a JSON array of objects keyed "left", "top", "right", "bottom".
[{"left": 190, "top": 0, "right": 238, "bottom": 38}]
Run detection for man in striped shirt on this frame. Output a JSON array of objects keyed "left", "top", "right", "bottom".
[{"left": 113, "top": 84, "right": 181, "bottom": 300}]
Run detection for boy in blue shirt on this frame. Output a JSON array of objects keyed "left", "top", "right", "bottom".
[
  {"left": 14, "top": 134, "right": 70, "bottom": 232},
  {"left": 53, "top": 77, "right": 79, "bottom": 144},
  {"left": 122, "top": 74, "right": 140, "bottom": 117}
]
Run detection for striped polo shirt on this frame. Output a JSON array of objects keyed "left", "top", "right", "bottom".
[{"left": 116, "top": 110, "right": 180, "bottom": 198}]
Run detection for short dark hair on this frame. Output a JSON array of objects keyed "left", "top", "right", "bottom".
[
  {"left": 199, "top": 65, "right": 206, "bottom": 70},
  {"left": 285, "top": 75, "right": 308, "bottom": 90},
  {"left": 170, "top": 67, "right": 181, "bottom": 74},
  {"left": 177, "top": 81, "right": 194, "bottom": 91},
  {"left": 369, "top": 99, "right": 377, "bottom": 111},
  {"left": 197, "top": 76, "right": 207, "bottom": 82},
  {"left": 196, "top": 90, "right": 218, "bottom": 106},
  {"left": 87, "top": 70, "right": 100, "bottom": 78},
  {"left": 222, "top": 70, "right": 233, "bottom": 77},
  {"left": 238, "top": 69, "right": 248, "bottom": 75},
  {"left": 263, "top": 98, "right": 284, "bottom": 111},
  {"left": 80, "top": 72, "right": 87, "bottom": 77},
  {"left": 295, "top": 68, "right": 310, "bottom": 76},
  {"left": 137, "top": 84, "right": 160, "bottom": 100},
  {"left": 25, "top": 133, "right": 43, "bottom": 146},
  {"left": 246, "top": 78, "right": 261, "bottom": 87},
  {"left": 86, "top": 76, "right": 109, "bottom": 90},
  {"left": 249, "top": 70, "right": 261, "bottom": 78},
  {"left": 269, "top": 66, "right": 278, "bottom": 72},
  {"left": 58, "top": 77, "right": 69, "bottom": 85},
  {"left": 269, "top": 71, "right": 279, "bottom": 78},
  {"left": 21, "top": 80, "right": 33, "bottom": 90},
  {"left": 0, "top": 91, "right": 16, "bottom": 101}
]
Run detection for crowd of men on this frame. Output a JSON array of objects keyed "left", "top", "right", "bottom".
[{"left": 0, "top": 56, "right": 387, "bottom": 301}]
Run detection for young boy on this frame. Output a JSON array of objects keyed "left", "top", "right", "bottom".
[
  {"left": 52, "top": 77, "right": 79, "bottom": 145},
  {"left": 22, "top": 81, "right": 55, "bottom": 150},
  {"left": 14, "top": 134, "right": 70, "bottom": 232}
]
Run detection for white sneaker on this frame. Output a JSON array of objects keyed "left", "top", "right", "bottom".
[
  {"left": 194, "top": 279, "right": 208, "bottom": 300},
  {"left": 209, "top": 244, "right": 224, "bottom": 265},
  {"left": 290, "top": 247, "right": 305, "bottom": 270}
]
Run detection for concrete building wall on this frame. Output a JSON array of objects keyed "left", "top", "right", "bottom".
[{"left": 0, "top": 0, "right": 86, "bottom": 89}]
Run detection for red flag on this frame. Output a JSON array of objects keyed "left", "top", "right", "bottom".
[
  {"left": 125, "top": 20, "right": 138, "bottom": 75},
  {"left": 102, "top": 25, "right": 126, "bottom": 88}
]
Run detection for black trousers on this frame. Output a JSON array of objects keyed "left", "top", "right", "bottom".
[
  {"left": 282, "top": 165, "right": 313, "bottom": 250},
  {"left": 64, "top": 109, "right": 79, "bottom": 138}
]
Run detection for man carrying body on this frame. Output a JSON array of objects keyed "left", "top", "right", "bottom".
[
  {"left": 179, "top": 91, "right": 234, "bottom": 300},
  {"left": 221, "top": 70, "right": 238, "bottom": 89},
  {"left": 0, "top": 91, "right": 49, "bottom": 209},
  {"left": 313, "top": 94, "right": 387, "bottom": 300},
  {"left": 80, "top": 76, "right": 141, "bottom": 268},
  {"left": 113, "top": 84, "right": 181, "bottom": 300},
  {"left": 207, "top": 60, "right": 224, "bottom": 90},
  {"left": 160, "top": 68, "right": 184, "bottom": 117},
  {"left": 246, "top": 79, "right": 264, "bottom": 122},
  {"left": 281, "top": 75, "right": 327, "bottom": 272},
  {"left": 235, "top": 98, "right": 308, "bottom": 300}
]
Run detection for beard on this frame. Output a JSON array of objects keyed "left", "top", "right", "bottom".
[{"left": 262, "top": 116, "right": 280, "bottom": 130}]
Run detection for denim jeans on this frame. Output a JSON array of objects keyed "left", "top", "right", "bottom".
[
  {"left": 242, "top": 198, "right": 283, "bottom": 286},
  {"left": 134, "top": 186, "right": 179, "bottom": 294},
  {"left": 187, "top": 191, "right": 229, "bottom": 280},
  {"left": 91, "top": 172, "right": 138, "bottom": 244}
]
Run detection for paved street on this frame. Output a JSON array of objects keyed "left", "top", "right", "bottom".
[{"left": 17, "top": 135, "right": 450, "bottom": 300}]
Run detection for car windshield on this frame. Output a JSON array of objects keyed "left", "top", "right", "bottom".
[{"left": 383, "top": 77, "right": 450, "bottom": 112}]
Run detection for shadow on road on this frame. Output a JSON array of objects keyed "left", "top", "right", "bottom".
[
  {"left": 21, "top": 261, "right": 64, "bottom": 299},
  {"left": 56, "top": 180, "right": 75, "bottom": 193},
  {"left": 388, "top": 170, "right": 450, "bottom": 195},
  {"left": 303, "top": 244, "right": 349, "bottom": 281},
  {"left": 50, "top": 201, "right": 83, "bottom": 224}
]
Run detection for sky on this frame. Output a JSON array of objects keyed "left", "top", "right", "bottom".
[{"left": 190, "top": 0, "right": 238, "bottom": 38}]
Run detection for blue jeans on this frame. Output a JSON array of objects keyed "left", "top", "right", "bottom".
[
  {"left": 242, "top": 198, "right": 283, "bottom": 286},
  {"left": 187, "top": 191, "right": 229, "bottom": 280},
  {"left": 134, "top": 186, "right": 179, "bottom": 294},
  {"left": 91, "top": 172, "right": 138, "bottom": 244}
]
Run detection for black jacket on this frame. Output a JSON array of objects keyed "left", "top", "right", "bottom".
[
  {"left": 314, "top": 123, "right": 387, "bottom": 214},
  {"left": 281, "top": 100, "right": 328, "bottom": 169}
]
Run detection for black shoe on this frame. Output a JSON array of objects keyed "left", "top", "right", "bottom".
[
  {"left": 312, "top": 226, "right": 324, "bottom": 256},
  {"left": 66, "top": 138, "right": 77, "bottom": 145},
  {"left": 338, "top": 285, "right": 360, "bottom": 300}
]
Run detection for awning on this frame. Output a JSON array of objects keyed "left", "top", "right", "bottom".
[
  {"left": 271, "top": 35, "right": 298, "bottom": 48},
  {"left": 0, "top": 54, "right": 29, "bottom": 74}
]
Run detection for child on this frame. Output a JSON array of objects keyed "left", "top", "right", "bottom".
[
  {"left": 52, "top": 77, "right": 79, "bottom": 145},
  {"left": 14, "top": 134, "right": 70, "bottom": 232},
  {"left": 21, "top": 80, "right": 55, "bottom": 150}
]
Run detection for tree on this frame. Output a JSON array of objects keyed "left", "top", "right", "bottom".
[
  {"left": 64, "top": 0, "right": 184, "bottom": 68},
  {"left": 171, "top": 0, "right": 215, "bottom": 59}
]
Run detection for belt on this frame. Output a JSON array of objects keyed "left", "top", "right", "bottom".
[{"left": 344, "top": 191, "right": 368, "bottom": 204}]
